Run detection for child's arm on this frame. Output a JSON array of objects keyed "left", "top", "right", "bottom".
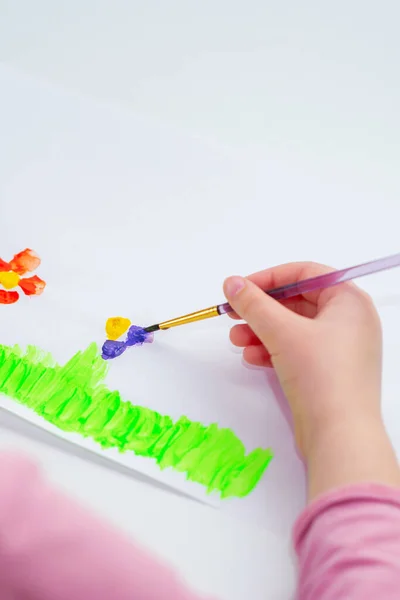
[
  {"left": 0, "top": 453, "right": 209, "bottom": 600},
  {"left": 294, "top": 483, "right": 400, "bottom": 598},
  {"left": 224, "top": 263, "right": 400, "bottom": 598}
]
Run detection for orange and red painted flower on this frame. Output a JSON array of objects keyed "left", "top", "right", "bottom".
[{"left": 0, "top": 249, "right": 46, "bottom": 305}]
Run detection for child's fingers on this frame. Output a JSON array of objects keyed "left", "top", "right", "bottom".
[
  {"left": 230, "top": 297, "right": 316, "bottom": 349},
  {"left": 243, "top": 345, "right": 272, "bottom": 367},
  {"left": 281, "top": 296, "right": 318, "bottom": 318},
  {"left": 230, "top": 324, "right": 260, "bottom": 347},
  {"left": 246, "top": 262, "right": 335, "bottom": 305},
  {"left": 227, "top": 310, "right": 241, "bottom": 320},
  {"left": 230, "top": 296, "right": 316, "bottom": 323},
  {"left": 226, "top": 263, "right": 331, "bottom": 319}
]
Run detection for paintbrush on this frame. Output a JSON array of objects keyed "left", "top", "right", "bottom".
[
  {"left": 101, "top": 252, "right": 400, "bottom": 360},
  {"left": 143, "top": 252, "right": 400, "bottom": 334}
]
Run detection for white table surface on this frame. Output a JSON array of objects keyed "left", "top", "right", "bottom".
[{"left": 1, "top": 3, "right": 400, "bottom": 599}]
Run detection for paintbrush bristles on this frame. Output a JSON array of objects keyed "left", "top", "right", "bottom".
[{"left": 143, "top": 324, "right": 160, "bottom": 333}]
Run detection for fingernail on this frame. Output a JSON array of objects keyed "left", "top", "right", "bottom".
[{"left": 224, "top": 276, "right": 246, "bottom": 298}]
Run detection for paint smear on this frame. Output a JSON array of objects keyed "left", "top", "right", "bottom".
[
  {"left": 9, "top": 248, "right": 41, "bottom": 275},
  {"left": 0, "top": 258, "right": 11, "bottom": 271},
  {"left": 102, "top": 325, "right": 154, "bottom": 360},
  {"left": 18, "top": 275, "right": 46, "bottom": 296},
  {"left": 0, "top": 271, "right": 20, "bottom": 289},
  {"left": 106, "top": 317, "right": 132, "bottom": 341},
  {"left": 0, "top": 343, "right": 273, "bottom": 498},
  {"left": 0, "top": 290, "right": 19, "bottom": 304},
  {"left": 0, "top": 249, "right": 46, "bottom": 304}
]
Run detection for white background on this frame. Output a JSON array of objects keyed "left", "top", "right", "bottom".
[{"left": 1, "top": 2, "right": 400, "bottom": 599}]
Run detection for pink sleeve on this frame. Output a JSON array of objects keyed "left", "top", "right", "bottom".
[
  {"left": 294, "top": 483, "right": 400, "bottom": 599},
  {"left": 0, "top": 453, "right": 211, "bottom": 600}
]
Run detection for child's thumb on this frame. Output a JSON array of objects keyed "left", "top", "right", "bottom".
[{"left": 223, "top": 276, "right": 295, "bottom": 352}]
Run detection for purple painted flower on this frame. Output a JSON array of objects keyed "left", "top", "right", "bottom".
[
  {"left": 101, "top": 340, "right": 127, "bottom": 360},
  {"left": 101, "top": 325, "right": 154, "bottom": 360},
  {"left": 125, "top": 325, "right": 154, "bottom": 347}
]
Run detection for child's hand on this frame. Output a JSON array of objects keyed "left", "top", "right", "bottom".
[
  {"left": 224, "top": 265, "right": 400, "bottom": 600},
  {"left": 223, "top": 263, "right": 384, "bottom": 463}
]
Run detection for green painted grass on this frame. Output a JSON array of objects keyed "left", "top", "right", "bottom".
[{"left": 0, "top": 343, "right": 273, "bottom": 498}]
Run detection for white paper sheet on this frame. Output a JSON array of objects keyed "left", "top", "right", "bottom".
[{"left": 1, "top": 65, "right": 400, "bottom": 532}]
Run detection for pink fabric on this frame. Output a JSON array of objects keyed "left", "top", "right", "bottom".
[
  {"left": 2, "top": 454, "right": 400, "bottom": 599},
  {"left": 0, "top": 453, "right": 207, "bottom": 600},
  {"left": 294, "top": 483, "right": 400, "bottom": 599}
]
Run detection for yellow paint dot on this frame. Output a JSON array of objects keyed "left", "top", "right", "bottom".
[
  {"left": 0, "top": 271, "right": 20, "bottom": 289},
  {"left": 106, "top": 317, "right": 131, "bottom": 340}
]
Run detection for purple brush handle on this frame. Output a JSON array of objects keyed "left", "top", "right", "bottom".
[{"left": 217, "top": 252, "right": 400, "bottom": 315}]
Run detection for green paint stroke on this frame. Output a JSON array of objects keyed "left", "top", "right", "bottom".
[{"left": 0, "top": 343, "right": 273, "bottom": 498}]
